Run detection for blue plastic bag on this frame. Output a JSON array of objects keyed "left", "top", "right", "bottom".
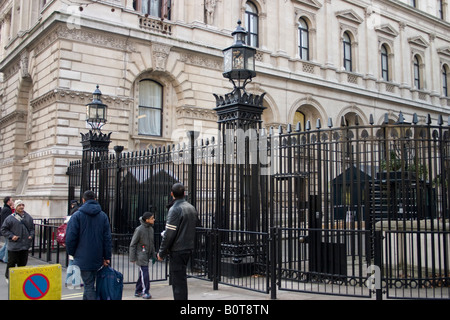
[{"left": 96, "top": 266, "right": 123, "bottom": 300}]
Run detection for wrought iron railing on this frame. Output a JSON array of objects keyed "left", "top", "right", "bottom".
[{"left": 64, "top": 112, "right": 450, "bottom": 299}]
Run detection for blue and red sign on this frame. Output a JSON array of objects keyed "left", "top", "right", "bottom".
[
  {"left": 23, "top": 274, "right": 50, "bottom": 300},
  {"left": 9, "top": 264, "right": 61, "bottom": 300}
]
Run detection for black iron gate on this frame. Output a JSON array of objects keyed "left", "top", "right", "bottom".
[{"left": 66, "top": 112, "right": 450, "bottom": 299}]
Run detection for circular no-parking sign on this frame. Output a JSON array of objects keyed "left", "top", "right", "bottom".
[{"left": 22, "top": 274, "right": 50, "bottom": 300}]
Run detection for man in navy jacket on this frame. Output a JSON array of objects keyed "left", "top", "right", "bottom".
[{"left": 66, "top": 190, "right": 112, "bottom": 300}]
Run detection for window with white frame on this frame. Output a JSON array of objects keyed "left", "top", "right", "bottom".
[
  {"left": 413, "top": 55, "right": 421, "bottom": 89},
  {"left": 442, "top": 64, "right": 449, "bottom": 97},
  {"left": 138, "top": 80, "right": 163, "bottom": 136},
  {"left": 298, "top": 18, "right": 309, "bottom": 60},
  {"left": 343, "top": 32, "right": 352, "bottom": 72},
  {"left": 245, "top": 1, "right": 259, "bottom": 47},
  {"left": 133, "top": 0, "right": 171, "bottom": 19},
  {"left": 381, "top": 44, "right": 389, "bottom": 81}
]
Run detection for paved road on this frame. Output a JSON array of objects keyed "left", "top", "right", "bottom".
[
  {"left": 0, "top": 255, "right": 429, "bottom": 320},
  {"left": 0, "top": 255, "right": 363, "bottom": 301}
]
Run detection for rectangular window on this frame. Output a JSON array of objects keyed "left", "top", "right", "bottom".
[
  {"left": 443, "top": 68, "right": 448, "bottom": 97},
  {"left": 138, "top": 80, "right": 162, "bottom": 136},
  {"left": 381, "top": 59, "right": 388, "bottom": 81},
  {"left": 134, "top": 0, "right": 171, "bottom": 19},
  {"left": 413, "top": 57, "right": 420, "bottom": 89},
  {"left": 343, "top": 32, "right": 352, "bottom": 72},
  {"left": 438, "top": 0, "right": 444, "bottom": 19},
  {"left": 381, "top": 45, "right": 389, "bottom": 81},
  {"left": 143, "top": 0, "right": 161, "bottom": 17},
  {"left": 248, "top": 14, "right": 258, "bottom": 47},
  {"left": 298, "top": 19, "right": 309, "bottom": 60},
  {"left": 245, "top": 2, "right": 259, "bottom": 47}
]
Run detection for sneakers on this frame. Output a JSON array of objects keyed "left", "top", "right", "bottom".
[{"left": 135, "top": 292, "right": 152, "bottom": 299}]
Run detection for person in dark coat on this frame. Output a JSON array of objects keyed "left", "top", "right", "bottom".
[
  {"left": 1, "top": 200, "right": 34, "bottom": 282},
  {"left": 69, "top": 200, "right": 80, "bottom": 215},
  {"left": 0, "top": 197, "right": 14, "bottom": 263},
  {"left": 0, "top": 197, "right": 13, "bottom": 225},
  {"left": 157, "top": 183, "right": 200, "bottom": 300},
  {"left": 65, "top": 190, "right": 112, "bottom": 300}
]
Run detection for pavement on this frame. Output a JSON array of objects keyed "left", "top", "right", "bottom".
[
  {"left": 0, "top": 255, "right": 430, "bottom": 319},
  {"left": 0, "top": 255, "right": 367, "bottom": 302}
]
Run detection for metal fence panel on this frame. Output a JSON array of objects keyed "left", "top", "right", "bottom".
[{"left": 65, "top": 115, "right": 450, "bottom": 299}]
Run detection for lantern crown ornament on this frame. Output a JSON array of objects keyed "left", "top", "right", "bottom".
[
  {"left": 86, "top": 85, "right": 107, "bottom": 131},
  {"left": 223, "top": 20, "right": 256, "bottom": 93}
]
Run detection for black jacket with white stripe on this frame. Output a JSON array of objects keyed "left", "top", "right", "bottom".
[{"left": 158, "top": 199, "right": 199, "bottom": 259}]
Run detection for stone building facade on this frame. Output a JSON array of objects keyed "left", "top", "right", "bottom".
[{"left": 0, "top": 0, "right": 449, "bottom": 218}]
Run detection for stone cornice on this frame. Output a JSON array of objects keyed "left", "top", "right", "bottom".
[
  {"left": 54, "top": 24, "right": 137, "bottom": 52},
  {"left": 32, "top": 23, "right": 137, "bottom": 58},
  {"left": 179, "top": 52, "right": 222, "bottom": 71},
  {"left": 176, "top": 105, "right": 217, "bottom": 121},
  {"left": 30, "top": 88, "right": 134, "bottom": 111},
  {"left": 0, "top": 13, "right": 138, "bottom": 73},
  {"left": 0, "top": 109, "right": 26, "bottom": 126},
  {"left": 0, "top": 88, "right": 134, "bottom": 128}
]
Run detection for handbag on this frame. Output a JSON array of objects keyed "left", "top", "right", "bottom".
[
  {"left": 95, "top": 266, "right": 123, "bottom": 300},
  {"left": 56, "top": 223, "right": 67, "bottom": 246}
]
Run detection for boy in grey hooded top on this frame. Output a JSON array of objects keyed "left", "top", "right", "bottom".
[{"left": 129, "top": 211, "right": 156, "bottom": 299}]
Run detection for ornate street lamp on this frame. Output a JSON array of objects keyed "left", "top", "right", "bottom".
[
  {"left": 222, "top": 20, "right": 256, "bottom": 93},
  {"left": 213, "top": 20, "right": 266, "bottom": 235},
  {"left": 80, "top": 85, "right": 111, "bottom": 197},
  {"left": 214, "top": 20, "right": 265, "bottom": 124},
  {"left": 86, "top": 85, "right": 108, "bottom": 131}
]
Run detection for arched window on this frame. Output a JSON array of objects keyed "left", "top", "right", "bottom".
[
  {"left": 298, "top": 18, "right": 309, "bottom": 60},
  {"left": 292, "top": 105, "right": 322, "bottom": 131},
  {"left": 245, "top": 2, "right": 259, "bottom": 47},
  {"left": 294, "top": 110, "right": 305, "bottom": 130},
  {"left": 443, "top": 64, "right": 449, "bottom": 97},
  {"left": 381, "top": 44, "right": 389, "bottom": 81},
  {"left": 343, "top": 32, "right": 352, "bottom": 71},
  {"left": 138, "top": 80, "right": 163, "bottom": 136},
  {"left": 413, "top": 55, "right": 421, "bottom": 89}
]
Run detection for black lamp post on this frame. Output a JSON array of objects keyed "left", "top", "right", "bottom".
[
  {"left": 86, "top": 85, "right": 108, "bottom": 131},
  {"left": 213, "top": 21, "right": 266, "bottom": 232},
  {"left": 80, "top": 85, "right": 111, "bottom": 199},
  {"left": 214, "top": 20, "right": 265, "bottom": 128},
  {"left": 222, "top": 20, "right": 256, "bottom": 93},
  {"left": 211, "top": 21, "right": 267, "bottom": 284}
]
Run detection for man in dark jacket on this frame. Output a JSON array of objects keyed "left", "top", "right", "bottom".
[
  {"left": 1, "top": 200, "right": 34, "bottom": 281},
  {"left": 157, "top": 183, "right": 199, "bottom": 300},
  {"left": 65, "top": 190, "right": 112, "bottom": 300},
  {"left": 0, "top": 196, "right": 14, "bottom": 263},
  {"left": 0, "top": 197, "right": 13, "bottom": 225}
]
